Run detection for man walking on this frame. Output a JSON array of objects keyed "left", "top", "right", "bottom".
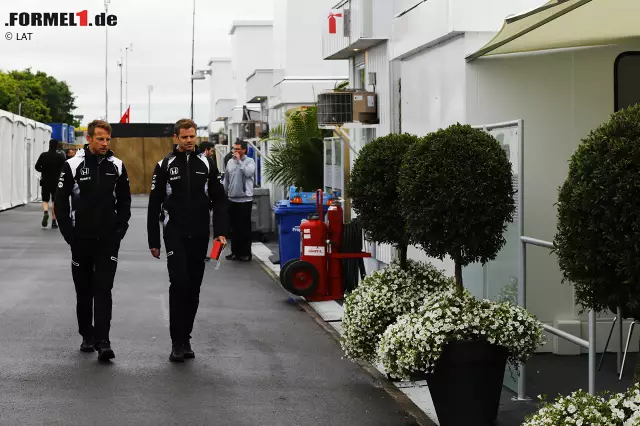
[
  {"left": 224, "top": 140, "right": 255, "bottom": 262},
  {"left": 147, "top": 119, "right": 228, "bottom": 362},
  {"left": 35, "top": 139, "right": 65, "bottom": 229},
  {"left": 55, "top": 120, "right": 131, "bottom": 361}
]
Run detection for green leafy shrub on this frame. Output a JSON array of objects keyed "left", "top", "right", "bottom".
[
  {"left": 347, "top": 133, "right": 420, "bottom": 268},
  {"left": 555, "top": 105, "right": 640, "bottom": 313},
  {"left": 263, "top": 106, "right": 327, "bottom": 191},
  {"left": 399, "top": 123, "right": 516, "bottom": 292}
]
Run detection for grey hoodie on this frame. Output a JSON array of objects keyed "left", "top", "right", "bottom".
[{"left": 224, "top": 155, "right": 256, "bottom": 202}]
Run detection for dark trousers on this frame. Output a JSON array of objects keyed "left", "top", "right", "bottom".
[
  {"left": 71, "top": 238, "right": 121, "bottom": 342},
  {"left": 229, "top": 201, "right": 252, "bottom": 257},
  {"left": 164, "top": 236, "right": 209, "bottom": 345}
]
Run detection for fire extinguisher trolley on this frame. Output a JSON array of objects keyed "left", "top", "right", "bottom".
[{"left": 280, "top": 190, "right": 371, "bottom": 301}]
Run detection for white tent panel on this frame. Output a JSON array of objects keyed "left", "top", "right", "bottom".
[
  {"left": 12, "top": 118, "right": 28, "bottom": 206},
  {"left": 0, "top": 113, "right": 13, "bottom": 210},
  {"left": 25, "top": 119, "right": 37, "bottom": 202}
]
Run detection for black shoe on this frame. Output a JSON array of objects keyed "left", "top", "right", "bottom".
[
  {"left": 204, "top": 257, "right": 210, "bottom": 262},
  {"left": 183, "top": 342, "right": 195, "bottom": 359},
  {"left": 169, "top": 344, "right": 185, "bottom": 362},
  {"left": 41, "top": 214, "right": 48, "bottom": 228},
  {"left": 95, "top": 341, "right": 115, "bottom": 361},
  {"left": 51, "top": 220, "right": 58, "bottom": 229},
  {"left": 225, "top": 254, "right": 238, "bottom": 261},
  {"left": 80, "top": 338, "right": 95, "bottom": 353},
  {"left": 238, "top": 256, "right": 252, "bottom": 262}
]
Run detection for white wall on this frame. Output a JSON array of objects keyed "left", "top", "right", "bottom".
[
  {"left": 466, "top": 43, "right": 640, "bottom": 349},
  {"left": 209, "top": 59, "right": 235, "bottom": 124},
  {"left": 281, "top": 0, "right": 349, "bottom": 77},
  {"left": 230, "top": 23, "right": 275, "bottom": 109},
  {"left": 391, "top": 0, "right": 546, "bottom": 60}
]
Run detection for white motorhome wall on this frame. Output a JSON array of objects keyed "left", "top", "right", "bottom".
[
  {"left": 0, "top": 110, "right": 52, "bottom": 211},
  {"left": 398, "top": 31, "right": 495, "bottom": 276},
  {"left": 466, "top": 43, "right": 640, "bottom": 353}
]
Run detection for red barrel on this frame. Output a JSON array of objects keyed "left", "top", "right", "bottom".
[{"left": 300, "top": 215, "right": 328, "bottom": 297}]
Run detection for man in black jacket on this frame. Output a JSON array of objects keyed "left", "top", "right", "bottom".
[
  {"left": 147, "top": 118, "right": 228, "bottom": 362},
  {"left": 55, "top": 120, "right": 131, "bottom": 362},
  {"left": 35, "top": 139, "right": 66, "bottom": 228}
]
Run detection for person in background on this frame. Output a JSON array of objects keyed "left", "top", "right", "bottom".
[
  {"left": 66, "top": 148, "right": 76, "bottom": 160},
  {"left": 55, "top": 120, "right": 131, "bottom": 362},
  {"left": 35, "top": 139, "right": 66, "bottom": 229},
  {"left": 199, "top": 141, "right": 214, "bottom": 159},
  {"left": 224, "top": 140, "right": 255, "bottom": 262},
  {"left": 147, "top": 118, "right": 228, "bottom": 362}
]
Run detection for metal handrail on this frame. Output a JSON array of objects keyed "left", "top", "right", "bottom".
[{"left": 520, "top": 235, "right": 596, "bottom": 397}]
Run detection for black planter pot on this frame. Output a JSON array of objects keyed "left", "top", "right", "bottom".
[{"left": 425, "top": 339, "right": 509, "bottom": 426}]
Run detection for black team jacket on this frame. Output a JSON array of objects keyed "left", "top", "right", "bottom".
[
  {"left": 147, "top": 145, "right": 228, "bottom": 249},
  {"left": 54, "top": 145, "right": 132, "bottom": 244}
]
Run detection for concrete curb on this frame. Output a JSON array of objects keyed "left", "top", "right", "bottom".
[{"left": 251, "top": 242, "right": 440, "bottom": 426}]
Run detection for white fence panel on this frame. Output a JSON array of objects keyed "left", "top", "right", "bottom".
[
  {"left": 0, "top": 113, "right": 13, "bottom": 210},
  {"left": 12, "top": 118, "right": 27, "bottom": 206}
]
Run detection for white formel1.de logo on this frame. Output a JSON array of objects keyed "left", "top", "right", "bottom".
[{"left": 304, "top": 246, "right": 325, "bottom": 257}]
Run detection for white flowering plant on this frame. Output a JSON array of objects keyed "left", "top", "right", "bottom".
[
  {"left": 523, "top": 383, "right": 640, "bottom": 426},
  {"left": 377, "top": 289, "right": 544, "bottom": 379},
  {"left": 522, "top": 390, "right": 618, "bottom": 426},
  {"left": 341, "top": 259, "right": 453, "bottom": 363}
]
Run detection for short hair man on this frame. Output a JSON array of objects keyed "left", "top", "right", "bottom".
[
  {"left": 66, "top": 148, "right": 76, "bottom": 160},
  {"left": 35, "top": 139, "right": 66, "bottom": 229},
  {"left": 224, "top": 139, "right": 256, "bottom": 261},
  {"left": 55, "top": 120, "right": 132, "bottom": 361},
  {"left": 199, "top": 141, "right": 214, "bottom": 158},
  {"left": 147, "top": 118, "right": 228, "bottom": 362}
]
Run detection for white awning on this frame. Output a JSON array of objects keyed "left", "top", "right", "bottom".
[{"left": 467, "top": 0, "right": 640, "bottom": 62}]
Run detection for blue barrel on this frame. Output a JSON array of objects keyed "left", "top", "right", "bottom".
[
  {"left": 274, "top": 200, "right": 329, "bottom": 266},
  {"left": 68, "top": 126, "right": 75, "bottom": 144},
  {"left": 48, "top": 123, "right": 65, "bottom": 142}
]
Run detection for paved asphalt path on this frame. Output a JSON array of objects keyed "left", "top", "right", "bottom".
[{"left": 0, "top": 197, "right": 418, "bottom": 426}]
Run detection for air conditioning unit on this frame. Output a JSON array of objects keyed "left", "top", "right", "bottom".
[
  {"left": 317, "top": 90, "right": 378, "bottom": 126},
  {"left": 239, "top": 121, "right": 269, "bottom": 140}
]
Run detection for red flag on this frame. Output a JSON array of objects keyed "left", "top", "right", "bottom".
[{"left": 119, "top": 107, "right": 130, "bottom": 123}]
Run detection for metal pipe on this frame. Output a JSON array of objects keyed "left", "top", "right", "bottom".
[
  {"left": 521, "top": 236, "right": 554, "bottom": 249},
  {"left": 516, "top": 119, "right": 528, "bottom": 401},
  {"left": 104, "top": 0, "right": 110, "bottom": 121},
  {"left": 618, "top": 306, "right": 623, "bottom": 374},
  {"left": 542, "top": 323, "right": 589, "bottom": 348},
  {"left": 589, "top": 310, "right": 596, "bottom": 395},
  {"left": 190, "top": 0, "right": 196, "bottom": 120}
]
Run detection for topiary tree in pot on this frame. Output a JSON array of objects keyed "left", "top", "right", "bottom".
[
  {"left": 385, "top": 123, "right": 544, "bottom": 426},
  {"left": 399, "top": 123, "right": 516, "bottom": 292},
  {"left": 554, "top": 104, "right": 640, "bottom": 382},
  {"left": 347, "top": 133, "right": 419, "bottom": 269}
]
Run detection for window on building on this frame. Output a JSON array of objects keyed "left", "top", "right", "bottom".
[{"left": 615, "top": 52, "right": 640, "bottom": 111}]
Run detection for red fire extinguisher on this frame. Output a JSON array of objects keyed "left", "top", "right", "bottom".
[{"left": 328, "top": 12, "right": 342, "bottom": 34}]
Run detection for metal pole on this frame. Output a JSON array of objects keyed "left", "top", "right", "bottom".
[
  {"left": 190, "top": 0, "right": 196, "bottom": 120},
  {"left": 104, "top": 0, "right": 110, "bottom": 121},
  {"left": 589, "top": 310, "right": 596, "bottom": 395},
  {"left": 118, "top": 55, "right": 123, "bottom": 118},
  {"left": 148, "top": 85, "right": 153, "bottom": 123},
  {"left": 618, "top": 306, "right": 623, "bottom": 374},
  {"left": 516, "top": 119, "right": 529, "bottom": 401},
  {"left": 125, "top": 46, "right": 129, "bottom": 110}
]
